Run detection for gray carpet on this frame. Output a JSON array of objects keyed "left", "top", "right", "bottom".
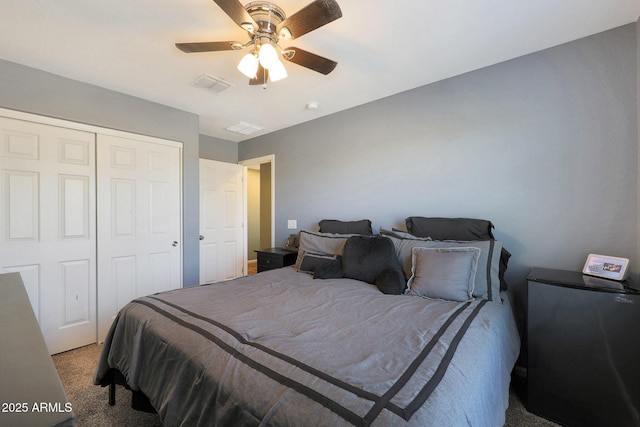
[
  {"left": 52, "top": 344, "right": 559, "bottom": 426},
  {"left": 53, "top": 345, "right": 162, "bottom": 427}
]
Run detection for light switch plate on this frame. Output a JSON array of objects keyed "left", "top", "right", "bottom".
[{"left": 287, "top": 220, "right": 297, "bottom": 229}]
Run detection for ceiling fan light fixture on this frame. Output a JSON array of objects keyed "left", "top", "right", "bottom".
[
  {"left": 258, "top": 42, "right": 279, "bottom": 69},
  {"left": 268, "top": 59, "right": 287, "bottom": 82},
  {"left": 237, "top": 52, "right": 259, "bottom": 78},
  {"left": 176, "top": 0, "right": 342, "bottom": 86}
]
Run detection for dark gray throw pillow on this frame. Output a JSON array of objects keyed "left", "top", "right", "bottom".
[
  {"left": 375, "top": 268, "right": 406, "bottom": 295},
  {"left": 342, "top": 235, "right": 405, "bottom": 294},
  {"left": 314, "top": 257, "right": 345, "bottom": 279},
  {"left": 405, "top": 217, "right": 495, "bottom": 240},
  {"left": 319, "top": 219, "right": 373, "bottom": 235},
  {"left": 299, "top": 253, "right": 336, "bottom": 274}
]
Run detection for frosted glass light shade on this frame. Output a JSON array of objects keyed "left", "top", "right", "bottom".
[
  {"left": 258, "top": 43, "right": 279, "bottom": 69},
  {"left": 268, "top": 59, "right": 288, "bottom": 82},
  {"left": 237, "top": 53, "right": 259, "bottom": 78}
]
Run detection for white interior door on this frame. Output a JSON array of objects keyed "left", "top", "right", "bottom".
[
  {"left": 0, "top": 116, "right": 97, "bottom": 355},
  {"left": 199, "top": 159, "right": 246, "bottom": 284},
  {"left": 97, "top": 134, "right": 182, "bottom": 341}
]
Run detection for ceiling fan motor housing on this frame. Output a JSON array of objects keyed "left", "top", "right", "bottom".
[{"left": 244, "top": 2, "right": 286, "bottom": 42}]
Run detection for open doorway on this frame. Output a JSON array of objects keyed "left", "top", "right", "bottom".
[{"left": 239, "top": 155, "right": 275, "bottom": 274}]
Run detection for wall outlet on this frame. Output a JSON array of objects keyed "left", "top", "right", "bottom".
[{"left": 287, "top": 220, "right": 297, "bottom": 229}]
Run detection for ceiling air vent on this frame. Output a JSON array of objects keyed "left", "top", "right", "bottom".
[
  {"left": 226, "top": 122, "right": 264, "bottom": 136},
  {"left": 190, "top": 73, "right": 233, "bottom": 94}
]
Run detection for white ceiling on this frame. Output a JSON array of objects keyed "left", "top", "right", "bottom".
[{"left": 1, "top": 0, "right": 639, "bottom": 142}]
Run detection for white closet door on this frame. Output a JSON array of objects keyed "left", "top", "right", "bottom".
[
  {"left": 199, "top": 159, "right": 246, "bottom": 284},
  {"left": 0, "top": 116, "right": 97, "bottom": 355},
  {"left": 97, "top": 134, "right": 182, "bottom": 342}
]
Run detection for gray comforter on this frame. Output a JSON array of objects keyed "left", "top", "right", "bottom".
[{"left": 94, "top": 267, "right": 520, "bottom": 426}]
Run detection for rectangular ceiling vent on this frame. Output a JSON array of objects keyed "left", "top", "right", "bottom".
[
  {"left": 190, "top": 73, "right": 234, "bottom": 94},
  {"left": 226, "top": 122, "right": 265, "bottom": 135}
]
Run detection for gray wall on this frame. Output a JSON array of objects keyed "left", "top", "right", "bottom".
[
  {"left": 239, "top": 24, "right": 639, "bottom": 308},
  {"left": 0, "top": 59, "right": 201, "bottom": 286},
  {"left": 199, "top": 134, "right": 238, "bottom": 163}
]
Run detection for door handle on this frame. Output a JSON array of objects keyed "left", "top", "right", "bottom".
[
  {"left": 172, "top": 241, "right": 178, "bottom": 247},
  {"left": 199, "top": 235, "right": 204, "bottom": 241}
]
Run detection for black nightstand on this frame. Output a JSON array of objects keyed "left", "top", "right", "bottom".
[
  {"left": 527, "top": 268, "right": 640, "bottom": 426},
  {"left": 255, "top": 248, "right": 297, "bottom": 273}
]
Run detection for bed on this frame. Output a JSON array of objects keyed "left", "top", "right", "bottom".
[{"left": 94, "top": 218, "right": 520, "bottom": 427}]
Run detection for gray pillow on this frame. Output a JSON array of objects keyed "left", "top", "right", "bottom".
[
  {"left": 380, "top": 228, "right": 431, "bottom": 241},
  {"left": 294, "top": 231, "right": 355, "bottom": 271},
  {"left": 403, "top": 216, "right": 511, "bottom": 291},
  {"left": 384, "top": 233, "right": 503, "bottom": 302},
  {"left": 407, "top": 247, "right": 480, "bottom": 302}
]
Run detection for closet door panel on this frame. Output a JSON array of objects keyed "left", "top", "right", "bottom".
[
  {"left": 97, "top": 134, "right": 182, "bottom": 342},
  {"left": 60, "top": 175, "right": 90, "bottom": 238},
  {"left": 4, "top": 170, "right": 39, "bottom": 240},
  {"left": 112, "top": 256, "right": 137, "bottom": 309},
  {"left": 0, "top": 116, "right": 96, "bottom": 355},
  {"left": 111, "top": 179, "right": 136, "bottom": 236},
  {"left": 4, "top": 264, "right": 40, "bottom": 321},
  {"left": 60, "top": 259, "right": 91, "bottom": 325}
]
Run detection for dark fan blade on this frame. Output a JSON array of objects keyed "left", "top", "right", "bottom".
[
  {"left": 249, "top": 65, "right": 269, "bottom": 85},
  {"left": 283, "top": 47, "right": 337, "bottom": 75},
  {"left": 213, "top": 0, "right": 257, "bottom": 32},
  {"left": 277, "top": 0, "right": 342, "bottom": 40},
  {"left": 175, "top": 41, "right": 240, "bottom": 53}
]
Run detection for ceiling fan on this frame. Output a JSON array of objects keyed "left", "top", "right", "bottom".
[{"left": 176, "top": 0, "right": 342, "bottom": 86}]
